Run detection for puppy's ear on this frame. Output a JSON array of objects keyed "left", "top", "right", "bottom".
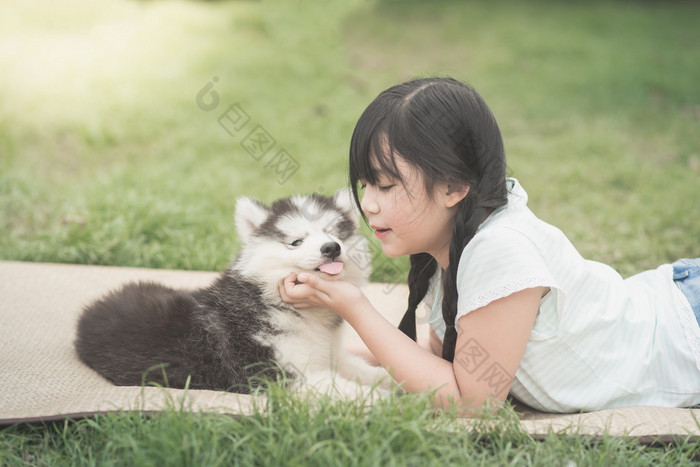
[
  {"left": 235, "top": 197, "right": 268, "bottom": 244},
  {"left": 333, "top": 187, "right": 360, "bottom": 221}
]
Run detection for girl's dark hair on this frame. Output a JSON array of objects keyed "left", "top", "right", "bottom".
[{"left": 348, "top": 77, "right": 508, "bottom": 362}]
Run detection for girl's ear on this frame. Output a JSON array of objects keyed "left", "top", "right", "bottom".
[
  {"left": 444, "top": 184, "right": 470, "bottom": 208},
  {"left": 235, "top": 197, "right": 269, "bottom": 244}
]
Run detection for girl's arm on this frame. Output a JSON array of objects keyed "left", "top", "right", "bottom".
[
  {"left": 346, "top": 315, "right": 440, "bottom": 366},
  {"left": 428, "top": 327, "right": 443, "bottom": 356},
  {"left": 280, "top": 273, "right": 543, "bottom": 413}
]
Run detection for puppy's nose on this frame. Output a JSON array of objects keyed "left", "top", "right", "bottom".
[{"left": 321, "top": 242, "right": 341, "bottom": 258}]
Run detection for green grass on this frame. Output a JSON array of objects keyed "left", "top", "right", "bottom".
[
  {"left": 1, "top": 0, "right": 699, "bottom": 463},
  {"left": 2, "top": 387, "right": 699, "bottom": 466},
  {"left": 2, "top": 0, "right": 698, "bottom": 277}
]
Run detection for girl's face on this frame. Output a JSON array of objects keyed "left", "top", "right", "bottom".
[{"left": 359, "top": 156, "right": 466, "bottom": 269}]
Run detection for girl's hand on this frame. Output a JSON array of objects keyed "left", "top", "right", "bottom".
[{"left": 278, "top": 273, "right": 368, "bottom": 318}]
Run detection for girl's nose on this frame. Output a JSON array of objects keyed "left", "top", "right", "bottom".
[{"left": 360, "top": 188, "right": 379, "bottom": 214}]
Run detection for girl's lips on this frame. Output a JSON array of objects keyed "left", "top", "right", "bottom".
[{"left": 373, "top": 226, "right": 392, "bottom": 239}]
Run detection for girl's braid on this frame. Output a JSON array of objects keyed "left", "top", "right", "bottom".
[
  {"left": 440, "top": 189, "right": 485, "bottom": 362},
  {"left": 399, "top": 253, "right": 437, "bottom": 340}
]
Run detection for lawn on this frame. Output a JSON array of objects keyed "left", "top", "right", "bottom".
[{"left": 1, "top": 0, "right": 699, "bottom": 463}]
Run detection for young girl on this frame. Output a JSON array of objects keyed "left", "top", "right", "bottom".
[{"left": 279, "top": 77, "right": 700, "bottom": 414}]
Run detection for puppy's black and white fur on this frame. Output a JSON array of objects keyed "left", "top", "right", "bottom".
[{"left": 75, "top": 189, "right": 390, "bottom": 397}]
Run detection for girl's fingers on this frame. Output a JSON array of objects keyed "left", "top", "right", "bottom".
[
  {"left": 282, "top": 273, "right": 299, "bottom": 290},
  {"left": 279, "top": 273, "right": 327, "bottom": 307},
  {"left": 279, "top": 274, "right": 304, "bottom": 302},
  {"left": 296, "top": 273, "right": 325, "bottom": 290},
  {"left": 281, "top": 274, "right": 311, "bottom": 296},
  {"left": 278, "top": 280, "right": 292, "bottom": 302}
]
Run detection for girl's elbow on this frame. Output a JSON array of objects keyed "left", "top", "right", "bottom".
[{"left": 434, "top": 387, "right": 506, "bottom": 417}]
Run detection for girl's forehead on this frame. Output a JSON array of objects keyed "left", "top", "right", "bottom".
[
  {"left": 385, "top": 153, "right": 421, "bottom": 180},
  {"left": 367, "top": 153, "right": 424, "bottom": 190},
  {"left": 368, "top": 146, "right": 411, "bottom": 180}
]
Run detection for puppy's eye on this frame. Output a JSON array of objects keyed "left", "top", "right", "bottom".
[{"left": 290, "top": 239, "right": 303, "bottom": 247}]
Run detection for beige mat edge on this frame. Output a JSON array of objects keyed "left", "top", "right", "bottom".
[{"left": 1, "top": 261, "right": 698, "bottom": 438}]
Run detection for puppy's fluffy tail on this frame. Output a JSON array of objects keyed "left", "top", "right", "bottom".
[{"left": 75, "top": 281, "right": 197, "bottom": 388}]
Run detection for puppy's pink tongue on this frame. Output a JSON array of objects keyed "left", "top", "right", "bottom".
[{"left": 318, "top": 262, "right": 344, "bottom": 275}]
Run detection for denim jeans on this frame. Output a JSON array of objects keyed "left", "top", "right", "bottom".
[{"left": 673, "top": 258, "right": 700, "bottom": 326}]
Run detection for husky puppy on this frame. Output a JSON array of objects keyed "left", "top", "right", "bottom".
[{"left": 75, "top": 189, "right": 390, "bottom": 397}]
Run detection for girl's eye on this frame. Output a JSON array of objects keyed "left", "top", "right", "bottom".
[
  {"left": 359, "top": 182, "right": 393, "bottom": 192},
  {"left": 290, "top": 239, "right": 303, "bottom": 247}
]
